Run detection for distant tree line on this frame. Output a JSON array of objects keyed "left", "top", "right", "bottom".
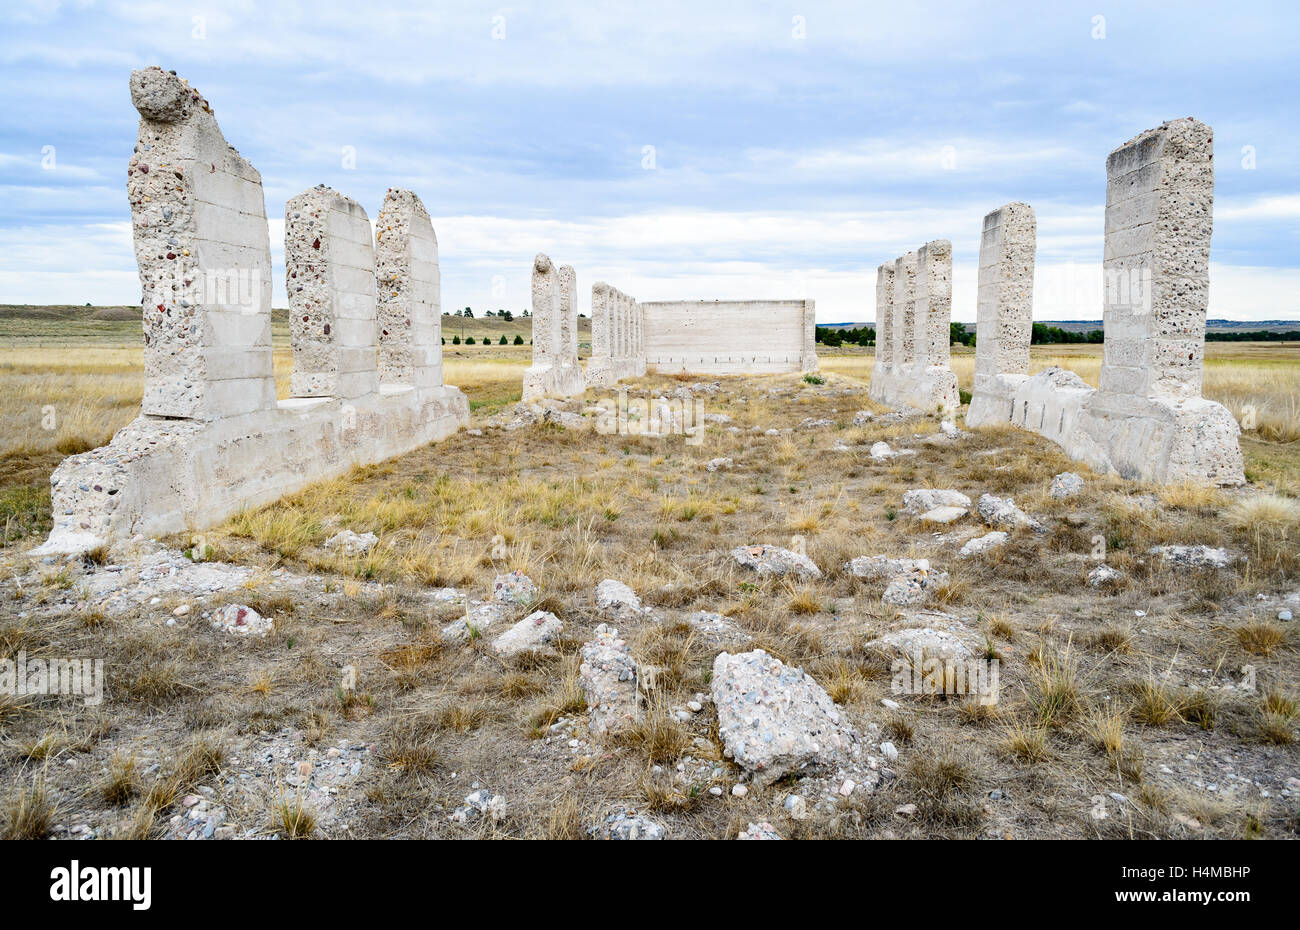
[
  {"left": 816, "top": 321, "right": 1297, "bottom": 349},
  {"left": 1206, "top": 329, "right": 1300, "bottom": 341}
]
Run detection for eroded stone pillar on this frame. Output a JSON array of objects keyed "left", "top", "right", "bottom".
[
  {"left": 523, "top": 254, "right": 585, "bottom": 399},
  {"left": 872, "top": 262, "right": 895, "bottom": 377},
  {"left": 892, "top": 251, "right": 918, "bottom": 369},
  {"left": 127, "top": 66, "right": 274, "bottom": 420},
  {"left": 375, "top": 189, "right": 441, "bottom": 388},
  {"left": 1099, "top": 119, "right": 1212, "bottom": 401},
  {"left": 967, "top": 203, "right": 1035, "bottom": 427},
  {"left": 285, "top": 185, "right": 378, "bottom": 399}
]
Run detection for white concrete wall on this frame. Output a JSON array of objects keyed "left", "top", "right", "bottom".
[{"left": 641, "top": 299, "right": 817, "bottom": 374}]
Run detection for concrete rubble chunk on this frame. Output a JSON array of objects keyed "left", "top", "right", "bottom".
[
  {"left": 1088, "top": 564, "right": 1123, "bottom": 587},
  {"left": 958, "top": 531, "right": 1009, "bottom": 558},
  {"left": 323, "top": 530, "right": 378, "bottom": 556},
  {"left": 1150, "top": 545, "right": 1231, "bottom": 569},
  {"left": 210, "top": 603, "right": 272, "bottom": 637},
  {"left": 594, "top": 810, "right": 665, "bottom": 840},
  {"left": 737, "top": 821, "right": 782, "bottom": 840},
  {"left": 491, "top": 570, "right": 538, "bottom": 606},
  {"left": 902, "top": 489, "right": 972, "bottom": 515},
  {"left": 712, "top": 649, "right": 859, "bottom": 786},
  {"left": 579, "top": 624, "right": 640, "bottom": 735},
  {"left": 920, "top": 506, "right": 967, "bottom": 525},
  {"left": 492, "top": 610, "right": 562, "bottom": 656},
  {"left": 731, "top": 544, "right": 822, "bottom": 579},
  {"left": 976, "top": 494, "right": 1042, "bottom": 531},
  {"left": 1049, "top": 472, "right": 1085, "bottom": 500},
  {"left": 594, "top": 579, "right": 642, "bottom": 615}
]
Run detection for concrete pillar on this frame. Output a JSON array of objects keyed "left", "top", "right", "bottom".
[
  {"left": 591, "top": 281, "right": 611, "bottom": 359},
  {"left": 375, "top": 188, "right": 441, "bottom": 388},
  {"left": 557, "top": 264, "right": 578, "bottom": 368},
  {"left": 974, "top": 203, "right": 1036, "bottom": 391},
  {"left": 892, "top": 251, "right": 918, "bottom": 368},
  {"left": 1099, "top": 118, "right": 1213, "bottom": 401},
  {"left": 285, "top": 185, "right": 377, "bottom": 399},
  {"left": 917, "top": 239, "right": 952, "bottom": 370},
  {"left": 531, "top": 254, "right": 557, "bottom": 363},
  {"left": 127, "top": 66, "right": 274, "bottom": 420},
  {"left": 873, "top": 262, "right": 895, "bottom": 374}
]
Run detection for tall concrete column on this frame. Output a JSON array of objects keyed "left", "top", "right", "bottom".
[{"left": 375, "top": 188, "right": 441, "bottom": 388}]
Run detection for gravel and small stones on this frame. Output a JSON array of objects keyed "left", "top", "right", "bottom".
[
  {"left": 450, "top": 789, "right": 507, "bottom": 825},
  {"left": 594, "top": 809, "right": 665, "bottom": 840},
  {"left": 731, "top": 544, "right": 821, "bottom": 579},
  {"left": 737, "top": 821, "right": 782, "bottom": 839},
  {"left": 579, "top": 624, "right": 641, "bottom": 735},
  {"left": 323, "top": 530, "right": 378, "bottom": 556},
  {"left": 711, "top": 649, "right": 860, "bottom": 786},
  {"left": 685, "top": 610, "right": 751, "bottom": 646}
]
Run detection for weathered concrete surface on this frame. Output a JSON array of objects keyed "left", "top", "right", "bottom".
[
  {"left": 587, "top": 281, "right": 646, "bottom": 387},
  {"left": 967, "top": 121, "right": 1244, "bottom": 486},
  {"left": 868, "top": 242, "right": 959, "bottom": 414},
  {"left": 522, "top": 253, "right": 586, "bottom": 400},
  {"left": 127, "top": 66, "right": 275, "bottom": 421},
  {"left": 375, "top": 188, "right": 442, "bottom": 389},
  {"left": 641, "top": 299, "right": 817, "bottom": 375},
  {"left": 285, "top": 185, "right": 377, "bottom": 399},
  {"left": 34, "top": 68, "right": 468, "bottom": 556},
  {"left": 966, "top": 202, "right": 1036, "bottom": 427}
]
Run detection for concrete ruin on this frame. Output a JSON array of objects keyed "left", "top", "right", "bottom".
[
  {"left": 522, "top": 253, "right": 586, "bottom": 400},
  {"left": 641, "top": 299, "right": 818, "bottom": 375},
  {"left": 35, "top": 67, "right": 468, "bottom": 555},
  {"left": 868, "top": 241, "right": 960, "bottom": 414},
  {"left": 965, "top": 119, "right": 1244, "bottom": 486},
  {"left": 586, "top": 282, "right": 646, "bottom": 387}
]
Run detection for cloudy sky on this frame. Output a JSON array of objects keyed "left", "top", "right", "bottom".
[{"left": 2, "top": 0, "right": 1297, "bottom": 322}]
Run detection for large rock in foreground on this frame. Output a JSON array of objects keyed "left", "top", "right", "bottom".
[
  {"left": 711, "top": 649, "right": 858, "bottom": 786},
  {"left": 731, "top": 544, "right": 821, "bottom": 579}
]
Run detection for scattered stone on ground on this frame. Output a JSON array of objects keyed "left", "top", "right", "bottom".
[
  {"left": 731, "top": 544, "right": 821, "bottom": 579},
  {"left": 1151, "top": 545, "right": 1231, "bottom": 569},
  {"left": 959, "top": 531, "right": 1008, "bottom": 558},
  {"left": 209, "top": 603, "right": 271, "bottom": 637},
  {"left": 976, "top": 493, "right": 1042, "bottom": 531},
  {"left": 902, "top": 489, "right": 971, "bottom": 515},
  {"left": 594, "top": 809, "right": 665, "bottom": 840},
  {"left": 1088, "top": 564, "right": 1123, "bottom": 587},
  {"left": 323, "top": 530, "right": 378, "bottom": 555},
  {"left": 491, "top": 610, "right": 562, "bottom": 656},
  {"left": 1049, "top": 472, "right": 1085, "bottom": 500},
  {"left": 579, "top": 624, "right": 640, "bottom": 735}
]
